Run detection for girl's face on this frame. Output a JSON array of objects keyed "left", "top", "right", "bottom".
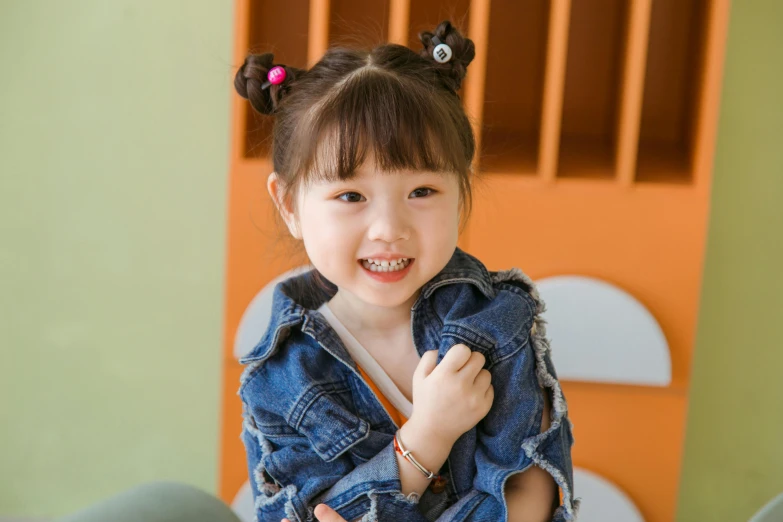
[{"left": 270, "top": 158, "right": 460, "bottom": 311}]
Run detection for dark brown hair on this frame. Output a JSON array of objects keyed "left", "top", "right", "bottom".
[{"left": 234, "top": 20, "right": 477, "bottom": 231}]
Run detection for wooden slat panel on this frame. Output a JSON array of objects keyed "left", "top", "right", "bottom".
[
  {"left": 463, "top": 0, "right": 491, "bottom": 173},
  {"left": 388, "top": 0, "right": 410, "bottom": 45},
  {"left": 308, "top": 0, "right": 330, "bottom": 66},
  {"left": 615, "top": 0, "right": 652, "bottom": 186},
  {"left": 691, "top": 0, "right": 730, "bottom": 191},
  {"left": 539, "top": 0, "right": 571, "bottom": 182}
]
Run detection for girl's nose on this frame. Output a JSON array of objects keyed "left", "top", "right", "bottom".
[{"left": 367, "top": 204, "right": 410, "bottom": 243}]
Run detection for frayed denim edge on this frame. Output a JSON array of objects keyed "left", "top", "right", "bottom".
[
  {"left": 241, "top": 410, "right": 302, "bottom": 521},
  {"left": 239, "top": 359, "right": 265, "bottom": 390},
  {"left": 491, "top": 268, "right": 581, "bottom": 521}
]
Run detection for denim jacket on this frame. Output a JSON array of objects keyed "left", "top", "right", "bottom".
[{"left": 238, "top": 247, "right": 578, "bottom": 522}]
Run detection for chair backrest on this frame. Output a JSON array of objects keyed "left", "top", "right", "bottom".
[{"left": 749, "top": 492, "right": 783, "bottom": 522}]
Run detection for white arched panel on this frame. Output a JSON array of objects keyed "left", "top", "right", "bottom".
[
  {"left": 233, "top": 265, "right": 312, "bottom": 360},
  {"left": 536, "top": 275, "right": 671, "bottom": 386},
  {"left": 573, "top": 467, "right": 645, "bottom": 522}
]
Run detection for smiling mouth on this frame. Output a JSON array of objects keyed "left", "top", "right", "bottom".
[{"left": 359, "top": 258, "right": 414, "bottom": 273}]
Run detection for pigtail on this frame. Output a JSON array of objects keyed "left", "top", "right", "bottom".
[
  {"left": 234, "top": 53, "right": 306, "bottom": 115},
  {"left": 418, "top": 20, "right": 476, "bottom": 94}
]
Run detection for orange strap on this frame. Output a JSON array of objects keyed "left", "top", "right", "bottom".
[{"left": 357, "top": 364, "right": 408, "bottom": 426}]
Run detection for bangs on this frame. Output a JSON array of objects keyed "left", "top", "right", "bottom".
[{"left": 290, "top": 69, "right": 474, "bottom": 185}]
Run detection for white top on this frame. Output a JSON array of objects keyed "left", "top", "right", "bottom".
[{"left": 317, "top": 302, "right": 414, "bottom": 419}]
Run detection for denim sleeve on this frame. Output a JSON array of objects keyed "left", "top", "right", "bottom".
[
  {"left": 240, "top": 396, "right": 431, "bottom": 522},
  {"left": 466, "top": 282, "right": 578, "bottom": 521},
  {"left": 428, "top": 275, "right": 578, "bottom": 521},
  {"left": 469, "top": 342, "right": 577, "bottom": 522}
]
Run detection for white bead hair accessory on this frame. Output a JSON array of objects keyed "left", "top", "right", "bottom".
[{"left": 431, "top": 35, "right": 453, "bottom": 63}]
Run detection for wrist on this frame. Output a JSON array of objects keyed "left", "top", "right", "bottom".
[
  {"left": 406, "top": 414, "right": 458, "bottom": 446},
  {"left": 394, "top": 416, "right": 455, "bottom": 499},
  {"left": 400, "top": 416, "right": 457, "bottom": 461}
]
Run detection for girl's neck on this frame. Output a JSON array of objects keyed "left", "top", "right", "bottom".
[{"left": 327, "top": 288, "right": 419, "bottom": 335}]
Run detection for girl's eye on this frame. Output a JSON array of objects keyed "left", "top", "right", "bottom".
[
  {"left": 337, "top": 192, "right": 365, "bottom": 203},
  {"left": 410, "top": 187, "right": 435, "bottom": 198}
]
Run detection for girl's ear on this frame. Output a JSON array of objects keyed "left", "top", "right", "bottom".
[{"left": 267, "top": 172, "right": 301, "bottom": 239}]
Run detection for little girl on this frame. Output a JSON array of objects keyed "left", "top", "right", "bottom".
[{"left": 234, "top": 21, "right": 576, "bottom": 522}]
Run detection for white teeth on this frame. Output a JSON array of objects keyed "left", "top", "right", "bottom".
[
  {"left": 361, "top": 258, "right": 411, "bottom": 272},
  {"left": 363, "top": 257, "right": 409, "bottom": 265}
]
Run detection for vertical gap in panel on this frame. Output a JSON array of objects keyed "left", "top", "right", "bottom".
[
  {"left": 329, "top": 0, "right": 390, "bottom": 48},
  {"left": 636, "top": 0, "right": 710, "bottom": 183},
  {"left": 244, "top": 0, "right": 311, "bottom": 159},
  {"left": 308, "top": 0, "right": 330, "bottom": 66},
  {"left": 558, "top": 0, "right": 628, "bottom": 180},
  {"left": 407, "top": 0, "right": 471, "bottom": 49},
  {"left": 615, "top": 0, "right": 652, "bottom": 186},
  {"left": 480, "top": 0, "right": 550, "bottom": 176},
  {"left": 389, "top": 0, "right": 411, "bottom": 45},
  {"left": 539, "top": 0, "right": 570, "bottom": 182}
]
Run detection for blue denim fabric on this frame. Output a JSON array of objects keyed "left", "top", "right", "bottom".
[{"left": 238, "top": 247, "right": 578, "bottom": 522}]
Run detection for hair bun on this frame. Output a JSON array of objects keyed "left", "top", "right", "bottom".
[
  {"left": 419, "top": 20, "right": 476, "bottom": 93},
  {"left": 234, "top": 53, "right": 304, "bottom": 115}
]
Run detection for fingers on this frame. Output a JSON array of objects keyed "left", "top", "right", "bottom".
[
  {"left": 473, "top": 368, "right": 492, "bottom": 388},
  {"left": 314, "top": 503, "right": 348, "bottom": 522},
  {"left": 414, "top": 349, "right": 438, "bottom": 381},
  {"left": 419, "top": 345, "right": 487, "bottom": 379},
  {"left": 436, "top": 343, "right": 473, "bottom": 374},
  {"left": 458, "top": 351, "right": 487, "bottom": 378},
  {"left": 485, "top": 382, "right": 495, "bottom": 401}
]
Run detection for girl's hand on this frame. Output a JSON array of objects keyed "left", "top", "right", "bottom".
[
  {"left": 281, "top": 503, "right": 348, "bottom": 522},
  {"left": 409, "top": 344, "right": 494, "bottom": 445}
]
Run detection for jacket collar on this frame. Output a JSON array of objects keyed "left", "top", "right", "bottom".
[
  {"left": 239, "top": 246, "right": 495, "bottom": 364},
  {"left": 415, "top": 246, "right": 495, "bottom": 305}
]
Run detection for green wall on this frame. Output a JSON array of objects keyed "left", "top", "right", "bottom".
[
  {"left": 0, "top": 0, "right": 232, "bottom": 516},
  {"left": 677, "top": 1, "right": 783, "bottom": 520}
]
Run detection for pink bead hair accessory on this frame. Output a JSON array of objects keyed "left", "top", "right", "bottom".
[{"left": 261, "top": 66, "right": 286, "bottom": 89}]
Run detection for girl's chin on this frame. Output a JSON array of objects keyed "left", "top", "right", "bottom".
[{"left": 345, "top": 285, "right": 417, "bottom": 309}]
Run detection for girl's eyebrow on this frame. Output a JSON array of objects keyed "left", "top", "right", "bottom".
[{"left": 310, "top": 177, "right": 363, "bottom": 191}]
